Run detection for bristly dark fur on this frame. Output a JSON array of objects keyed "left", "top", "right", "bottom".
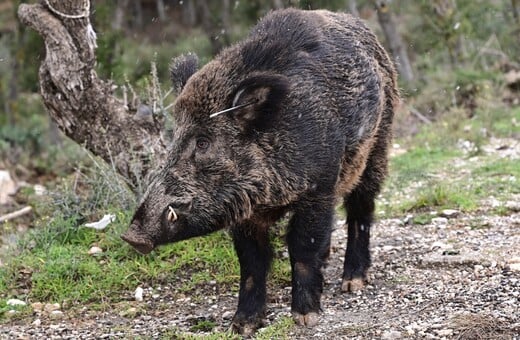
[
  {"left": 122, "top": 8, "right": 399, "bottom": 336},
  {"left": 169, "top": 53, "right": 198, "bottom": 94}
]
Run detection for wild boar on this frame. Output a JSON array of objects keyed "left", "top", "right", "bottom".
[{"left": 121, "top": 8, "right": 399, "bottom": 335}]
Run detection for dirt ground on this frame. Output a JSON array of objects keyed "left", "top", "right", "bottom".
[{"left": 2, "top": 205, "right": 519, "bottom": 339}]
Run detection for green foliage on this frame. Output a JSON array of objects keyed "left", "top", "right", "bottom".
[
  {"left": 380, "top": 94, "right": 519, "bottom": 218},
  {"left": 256, "top": 316, "right": 295, "bottom": 339}
]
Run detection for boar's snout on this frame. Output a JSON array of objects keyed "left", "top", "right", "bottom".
[{"left": 121, "top": 223, "right": 155, "bottom": 255}]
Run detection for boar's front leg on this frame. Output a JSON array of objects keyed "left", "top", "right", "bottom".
[
  {"left": 230, "top": 223, "right": 271, "bottom": 336},
  {"left": 287, "top": 199, "right": 334, "bottom": 327}
]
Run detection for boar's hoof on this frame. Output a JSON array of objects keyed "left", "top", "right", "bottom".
[
  {"left": 230, "top": 314, "right": 265, "bottom": 337},
  {"left": 292, "top": 312, "right": 319, "bottom": 327},
  {"left": 341, "top": 277, "right": 365, "bottom": 293}
]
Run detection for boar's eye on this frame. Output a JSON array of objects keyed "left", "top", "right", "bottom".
[{"left": 196, "top": 137, "right": 210, "bottom": 151}]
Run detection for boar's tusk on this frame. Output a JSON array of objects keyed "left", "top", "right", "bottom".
[
  {"left": 209, "top": 100, "right": 258, "bottom": 118},
  {"left": 167, "top": 206, "right": 178, "bottom": 222}
]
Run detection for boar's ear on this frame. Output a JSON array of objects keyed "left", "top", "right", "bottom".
[
  {"left": 231, "top": 74, "right": 290, "bottom": 131},
  {"left": 170, "top": 53, "right": 199, "bottom": 94}
]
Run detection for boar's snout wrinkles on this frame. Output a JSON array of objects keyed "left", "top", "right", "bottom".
[{"left": 121, "top": 8, "right": 399, "bottom": 335}]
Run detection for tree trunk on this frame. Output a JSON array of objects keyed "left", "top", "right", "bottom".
[
  {"left": 112, "top": 0, "right": 129, "bottom": 31},
  {"left": 133, "top": 0, "right": 143, "bottom": 30},
  {"left": 374, "top": 1, "right": 414, "bottom": 83},
  {"left": 272, "top": 0, "right": 284, "bottom": 9},
  {"left": 196, "top": 0, "right": 229, "bottom": 55},
  {"left": 347, "top": 0, "right": 359, "bottom": 17},
  {"left": 156, "top": 0, "right": 166, "bottom": 21},
  {"left": 512, "top": 0, "right": 519, "bottom": 23},
  {"left": 17, "top": 1, "right": 167, "bottom": 192},
  {"left": 181, "top": 0, "right": 197, "bottom": 27}
]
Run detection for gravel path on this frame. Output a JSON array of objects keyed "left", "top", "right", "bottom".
[{"left": 2, "top": 210, "right": 519, "bottom": 339}]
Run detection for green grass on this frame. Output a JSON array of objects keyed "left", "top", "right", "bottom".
[
  {"left": 380, "top": 101, "right": 519, "bottom": 218},
  {"left": 0, "top": 211, "right": 242, "bottom": 307}
]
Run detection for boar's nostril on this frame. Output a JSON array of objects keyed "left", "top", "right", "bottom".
[
  {"left": 167, "top": 206, "right": 178, "bottom": 222},
  {"left": 121, "top": 229, "right": 154, "bottom": 254}
]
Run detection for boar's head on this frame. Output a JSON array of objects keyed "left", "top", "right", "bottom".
[{"left": 121, "top": 53, "right": 292, "bottom": 254}]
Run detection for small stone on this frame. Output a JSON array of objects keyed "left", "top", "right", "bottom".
[
  {"left": 88, "top": 246, "right": 103, "bottom": 255},
  {"left": 432, "top": 217, "right": 448, "bottom": 225},
  {"left": 33, "top": 184, "right": 46, "bottom": 196},
  {"left": 431, "top": 241, "right": 448, "bottom": 250},
  {"left": 436, "top": 329, "right": 453, "bottom": 336},
  {"left": 381, "top": 330, "right": 402, "bottom": 339},
  {"left": 120, "top": 307, "right": 138, "bottom": 317},
  {"left": 222, "top": 311, "right": 234, "bottom": 320},
  {"left": 441, "top": 209, "right": 460, "bottom": 218},
  {"left": 135, "top": 287, "right": 144, "bottom": 301},
  {"left": 509, "top": 263, "right": 520, "bottom": 272},
  {"left": 44, "top": 303, "right": 61, "bottom": 313},
  {"left": 32, "top": 318, "right": 41, "bottom": 326},
  {"left": 49, "top": 310, "right": 64, "bottom": 319},
  {"left": 505, "top": 201, "right": 520, "bottom": 212},
  {"left": 473, "top": 264, "right": 484, "bottom": 272},
  {"left": 7, "top": 299, "right": 26, "bottom": 306},
  {"left": 507, "top": 256, "right": 520, "bottom": 264},
  {"left": 403, "top": 214, "right": 413, "bottom": 224},
  {"left": 31, "top": 302, "right": 43, "bottom": 312}
]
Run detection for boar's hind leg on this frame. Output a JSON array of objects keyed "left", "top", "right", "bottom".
[
  {"left": 287, "top": 200, "right": 334, "bottom": 327},
  {"left": 342, "top": 133, "right": 390, "bottom": 293},
  {"left": 230, "top": 224, "right": 271, "bottom": 336}
]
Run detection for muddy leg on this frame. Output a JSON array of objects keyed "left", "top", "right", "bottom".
[
  {"left": 287, "top": 200, "right": 334, "bottom": 326},
  {"left": 231, "top": 224, "right": 271, "bottom": 336},
  {"left": 342, "top": 189, "right": 374, "bottom": 292},
  {"left": 342, "top": 131, "right": 389, "bottom": 292}
]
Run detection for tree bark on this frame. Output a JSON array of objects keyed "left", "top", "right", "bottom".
[
  {"left": 112, "top": 0, "right": 129, "bottom": 31},
  {"left": 374, "top": 0, "right": 414, "bottom": 83},
  {"left": 196, "top": 0, "right": 230, "bottom": 55},
  {"left": 347, "top": 0, "right": 359, "bottom": 17},
  {"left": 272, "top": 0, "right": 284, "bottom": 9},
  {"left": 156, "top": 0, "right": 166, "bottom": 21},
  {"left": 181, "top": 0, "right": 197, "bottom": 27},
  {"left": 17, "top": 1, "right": 168, "bottom": 192},
  {"left": 512, "top": 0, "right": 519, "bottom": 23}
]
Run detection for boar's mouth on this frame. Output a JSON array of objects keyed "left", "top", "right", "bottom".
[{"left": 121, "top": 227, "right": 155, "bottom": 255}]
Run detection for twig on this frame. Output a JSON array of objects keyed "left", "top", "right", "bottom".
[
  {"left": 0, "top": 206, "right": 33, "bottom": 223},
  {"left": 408, "top": 106, "right": 432, "bottom": 124}
]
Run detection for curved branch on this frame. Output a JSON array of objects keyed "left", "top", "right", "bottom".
[{"left": 18, "top": 2, "right": 167, "bottom": 190}]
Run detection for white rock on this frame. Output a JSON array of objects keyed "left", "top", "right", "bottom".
[
  {"left": 7, "top": 299, "right": 26, "bottom": 306},
  {"left": 505, "top": 201, "right": 520, "bottom": 211},
  {"left": 441, "top": 209, "right": 460, "bottom": 218},
  {"left": 432, "top": 217, "right": 449, "bottom": 225},
  {"left": 431, "top": 241, "right": 448, "bottom": 250},
  {"left": 509, "top": 263, "right": 520, "bottom": 272},
  {"left": 44, "top": 303, "right": 61, "bottom": 313},
  {"left": 31, "top": 302, "right": 43, "bottom": 311},
  {"left": 33, "top": 184, "right": 46, "bottom": 196},
  {"left": 49, "top": 310, "right": 64, "bottom": 319},
  {"left": 381, "top": 330, "right": 402, "bottom": 339},
  {"left": 84, "top": 214, "right": 116, "bottom": 230},
  {"left": 88, "top": 246, "right": 103, "bottom": 255},
  {"left": 0, "top": 170, "right": 16, "bottom": 205},
  {"left": 135, "top": 287, "right": 144, "bottom": 301},
  {"left": 436, "top": 329, "right": 453, "bottom": 336},
  {"left": 32, "top": 318, "right": 41, "bottom": 326},
  {"left": 222, "top": 311, "right": 234, "bottom": 320}
]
